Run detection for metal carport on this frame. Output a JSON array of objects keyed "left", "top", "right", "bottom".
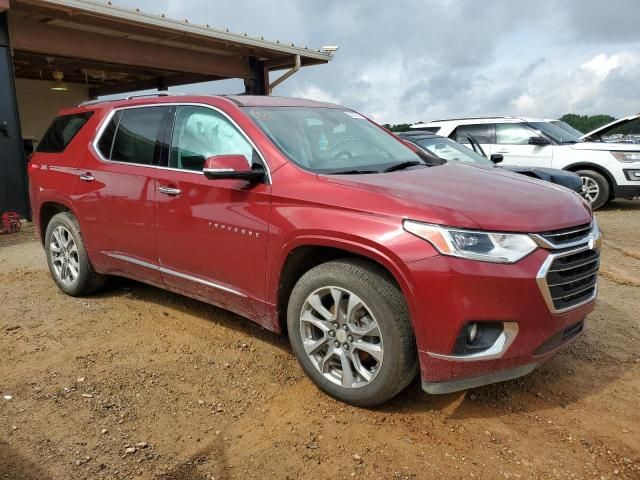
[{"left": 0, "top": 0, "right": 334, "bottom": 218}]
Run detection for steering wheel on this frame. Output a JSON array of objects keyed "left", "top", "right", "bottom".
[{"left": 327, "top": 138, "right": 363, "bottom": 159}]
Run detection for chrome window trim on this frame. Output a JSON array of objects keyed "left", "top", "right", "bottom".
[
  {"left": 105, "top": 252, "right": 246, "bottom": 298},
  {"left": 535, "top": 245, "right": 599, "bottom": 314},
  {"left": 427, "top": 322, "right": 519, "bottom": 362},
  {"left": 91, "top": 102, "right": 272, "bottom": 184}
]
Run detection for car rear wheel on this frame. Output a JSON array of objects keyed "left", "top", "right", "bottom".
[
  {"left": 45, "top": 212, "right": 106, "bottom": 296},
  {"left": 287, "top": 259, "right": 418, "bottom": 407},
  {"left": 577, "top": 169, "right": 610, "bottom": 210}
]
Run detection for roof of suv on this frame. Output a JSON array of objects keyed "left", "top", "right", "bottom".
[
  {"left": 412, "top": 116, "right": 549, "bottom": 128},
  {"left": 70, "top": 94, "right": 342, "bottom": 114}
]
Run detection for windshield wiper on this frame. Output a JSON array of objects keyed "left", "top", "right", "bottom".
[
  {"left": 326, "top": 169, "right": 379, "bottom": 175},
  {"left": 383, "top": 161, "right": 424, "bottom": 172}
]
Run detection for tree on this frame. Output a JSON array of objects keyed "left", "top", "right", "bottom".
[
  {"left": 559, "top": 114, "right": 615, "bottom": 134},
  {"left": 382, "top": 123, "right": 413, "bottom": 132}
]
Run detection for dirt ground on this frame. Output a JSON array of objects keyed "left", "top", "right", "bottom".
[{"left": 1, "top": 201, "right": 639, "bottom": 480}]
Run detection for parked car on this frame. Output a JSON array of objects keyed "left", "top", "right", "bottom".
[
  {"left": 397, "top": 131, "right": 582, "bottom": 192},
  {"left": 29, "top": 95, "right": 601, "bottom": 406},
  {"left": 412, "top": 117, "right": 640, "bottom": 209},
  {"left": 581, "top": 113, "right": 640, "bottom": 145}
]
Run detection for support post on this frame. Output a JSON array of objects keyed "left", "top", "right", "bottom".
[
  {"left": 244, "top": 56, "right": 268, "bottom": 95},
  {"left": 0, "top": 12, "right": 30, "bottom": 219}
]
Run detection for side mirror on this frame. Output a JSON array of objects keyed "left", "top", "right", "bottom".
[
  {"left": 203, "top": 155, "right": 265, "bottom": 182},
  {"left": 490, "top": 153, "right": 504, "bottom": 164},
  {"left": 528, "top": 136, "right": 551, "bottom": 146}
]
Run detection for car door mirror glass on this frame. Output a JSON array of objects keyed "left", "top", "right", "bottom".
[{"left": 203, "top": 155, "right": 265, "bottom": 182}]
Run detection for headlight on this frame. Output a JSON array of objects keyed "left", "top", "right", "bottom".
[
  {"left": 611, "top": 151, "right": 640, "bottom": 163},
  {"left": 403, "top": 220, "right": 537, "bottom": 263}
]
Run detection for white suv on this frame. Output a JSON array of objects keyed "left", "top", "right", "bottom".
[{"left": 411, "top": 117, "right": 640, "bottom": 209}]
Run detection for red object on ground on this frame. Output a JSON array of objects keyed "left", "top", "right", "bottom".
[{"left": 0, "top": 212, "right": 21, "bottom": 234}]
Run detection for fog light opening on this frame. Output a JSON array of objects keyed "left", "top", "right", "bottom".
[
  {"left": 468, "top": 323, "right": 478, "bottom": 343},
  {"left": 453, "top": 321, "right": 505, "bottom": 355}
]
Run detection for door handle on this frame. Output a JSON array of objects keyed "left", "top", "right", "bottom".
[
  {"left": 79, "top": 173, "right": 95, "bottom": 182},
  {"left": 496, "top": 150, "right": 510, "bottom": 154},
  {"left": 158, "top": 186, "right": 182, "bottom": 196}
]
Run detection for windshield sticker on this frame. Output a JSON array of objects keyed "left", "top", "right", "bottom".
[
  {"left": 344, "top": 111, "right": 366, "bottom": 119},
  {"left": 251, "top": 109, "right": 271, "bottom": 121}
]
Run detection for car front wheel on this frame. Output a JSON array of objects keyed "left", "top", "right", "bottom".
[
  {"left": 287, "top": 259, "right": 418, "bottom": 407},
  {"left": 577, "top": 169, "right": 610, "bottom": 210}
]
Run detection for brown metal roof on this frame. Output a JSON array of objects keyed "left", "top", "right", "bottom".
[{"left": 8, "top": 0, "right": 334, "bottom": 96}]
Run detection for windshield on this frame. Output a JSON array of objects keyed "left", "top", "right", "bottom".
[
  {"left": 528, "top": 121, "right": 582, "bottom": 144},
  {"left": 413, "top": 137, "right": 493, "bottom": 166},
  {"left": 243, "top": 107, "right": 423, "bottom": 173},
  {"left": 551, "top": 120, "right": 585, "bottom": 138}
]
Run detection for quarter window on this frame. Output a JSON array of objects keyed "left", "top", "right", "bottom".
[
  {"left": 169, "top": 106, "right": 255, "bottom": 171},
  {"left": 101, "top": 106, "right": 168, "bottom": 165},
  {"left": 451, "top": 124, "right": 492, "bottom": 144},
  {"left": 37, "top": 111, "right": 94, "bottom": 153},
  {"left": 495, "top": 123, "right": 533, "bottom": 145}
]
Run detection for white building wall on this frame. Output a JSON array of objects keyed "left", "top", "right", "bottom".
[{"left": 16, "top": 78, "right": 89, "bottom": 145}]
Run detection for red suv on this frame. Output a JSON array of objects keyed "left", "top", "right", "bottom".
[{"left": 29, "top": 94, "right": 601, "bottom": 406}]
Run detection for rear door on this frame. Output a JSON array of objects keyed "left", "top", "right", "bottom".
[
  {"left": 154, "top": 104, "right": 271, "bottom": 318},
  {"left": 72, "top": 105, "right": 171, "bottom": 282},
  {"left": 493, "top": 123, "right": 552, "bottom": 167}
]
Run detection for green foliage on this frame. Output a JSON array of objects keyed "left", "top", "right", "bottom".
[
  {"left": 382, "top": 123, "right": 413, "bottom": 132},
  {"left": 559, "top": 114, "right": 616, "bottom": 134}
]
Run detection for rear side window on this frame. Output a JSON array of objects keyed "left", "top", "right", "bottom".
[
  {"left": 451, "top": 124, "right": 492, "bottom": 144},
  {"left": 98, "top": 107, "right": 168, "bottom": 165},
  {"left": 37, "top": 112, "right": 93, "bottom": 153}
]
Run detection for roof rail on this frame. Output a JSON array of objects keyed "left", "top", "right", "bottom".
[
  {"left": 417, "top": 116, "right": 514, "bottom": 124},
  {"left": 78, "top": 92, "right": 184, "bottom": 107}
]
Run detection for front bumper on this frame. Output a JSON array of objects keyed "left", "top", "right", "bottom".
[{"left": 405, "top": 247, "right": 596, "bottom": 393}]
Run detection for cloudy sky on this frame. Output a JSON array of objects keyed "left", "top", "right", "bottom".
[{"left": 111, "top": 0, "right": 640, "bottom": 124}]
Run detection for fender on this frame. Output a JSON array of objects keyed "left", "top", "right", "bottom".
[
  {"left": 266, "top": 229, "right": 438, "bottom": 337},
  {"left": 563, "top": 162, "right": 618, "bottom": 188}
]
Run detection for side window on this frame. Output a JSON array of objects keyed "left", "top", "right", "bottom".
[
  {"left": 451, "top": 124, "right": 492, "bottom": 144},
  {"left": 495, "top": 123, "right": 533, "bottom": 145},
  {"left": 96, "top": 111, "right": 121, "bottom": 159},
  {"left": 108, "top": 107, "right": 168, "bottom": 165},
  {"left": 37, "top": 111, "right": 94, "bottom": 153},
  {"left": 169, "top": 106, "right": 255, "bottom": 171}
]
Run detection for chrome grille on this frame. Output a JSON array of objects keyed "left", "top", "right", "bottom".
[
  {"left": 534, "top": 223, "right": 593, "bottom": 248},
  {"left": 537, "top": 247, "right": 600, "bottom": 313}
]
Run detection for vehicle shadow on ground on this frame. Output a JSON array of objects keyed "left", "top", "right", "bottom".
[
  {"left": 598, "top": 199, "right": 640, "bottom": 211},
  {"left": 0, "top": 443, "right": 52, "bottom": 480},
  {"left": 382, "top": 299, "right": 633, "bottom": 417},
  {"left": 92, "top": 277, "right": 292, "bottom": 354},
  {"left": 88, "top": 273, "right": 631, "bottom": 419}
]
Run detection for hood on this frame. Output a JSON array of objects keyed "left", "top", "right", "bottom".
[
  {"left": 569, "top": 141, "right": 640, "bottom": 152},
  {"left": 581, "top": 114, "right": 640, "bottom": 143},
  {"left": 499, "top": 166, "right": 582, "bottom": 192},
  {"left": 320, "top": 163, "right": 591, "bottom": 233}
]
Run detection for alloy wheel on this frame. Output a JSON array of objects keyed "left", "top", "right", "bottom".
[
  {"left": 580, "top": 176, "right": 600, "bottom": 204},
  {"left": 49, "top": 225, "right": 80, "bottom": 286},
  {"left": 299, "top": 286, "right": 384, "bottom": 389}
]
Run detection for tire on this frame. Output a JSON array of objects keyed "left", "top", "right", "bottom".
[
  {"left": 44, "top": 212, "right": 106, "bottom": 296},
  {"left": 577, "top": 169, "right": 610, "bottom": 210},
  {"left": 287, "top": 259, "right": 418, "bottom": 407}
]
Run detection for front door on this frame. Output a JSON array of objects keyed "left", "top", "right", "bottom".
[
  {"left": 154, "top": 105, "right": 271, "bottom": 317},
  {"left": 493, "top": 123, "right": 552, "bottom": 167}
]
